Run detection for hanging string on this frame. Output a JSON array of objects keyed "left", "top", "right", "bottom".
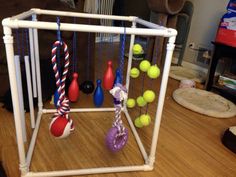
[
  {"left": 87, "top": 18, "right": 91, "bottom": 80},
  {"left": 139, "top": 72, "right": 146, "bottom": 116},
  {"left": 57, "top": 17, "right": 62, "bottom": 75},
  {"left": 145, "top": 102, "right": 149, "bottom": 114},
  {"left": 15, "top": 29, "right": 21, "bottom": 56},
  {"left": 24, "top": 29, "right": 30, "bottom": 56},
  {"left": 21, "top": 28, "right": 26, "bottom": 57},
  {"left": 72, "top": 17, "right": 77, "bottom": 73},
  {"left": 98, "top": 30, "right": 103, "bottom": 79},
  {"left": 152, "top": 45, "right": 158, "bottom": 65},
  {"left": 119, "top": 26, "right": 126, "bottom": 83}
]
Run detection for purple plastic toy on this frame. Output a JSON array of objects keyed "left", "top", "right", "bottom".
[
  {"left": 106, "top": 84, "right": 128, "bottom": 152},
  {"left": 106, "top": 127, "right": 128, "bottom": 152}
]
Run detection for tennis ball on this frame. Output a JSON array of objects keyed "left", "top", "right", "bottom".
[
  {"left": 134, "top": 117, "right": 143, "bottom": 128},
  {"left": 130, "top": 67, "right": 140, "bottom": 78},
  {"left": 132, "top": 44, "right": 143, "bottom": 54},
  {"left": 139, "top": 114, "right": 151, "bottom": 126},
  {"left": 126, "top": 98, "right": 136, "bottom": 108},
  {"left": 136, "top": 96, "right": 147, "bottom": 107},
  {"left": 147, "top": 65, "right": 160, "bottom": 79},
  {"left": 143, "top": 90, "right": 155, "bottom": 103},
  {"left": 139, "top": 60, "right": 151, "bottom": 72}
]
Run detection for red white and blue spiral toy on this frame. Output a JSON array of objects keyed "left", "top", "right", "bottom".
[
  {"left": 106, "top": 84, "right": 128, "bottom": 152},
  {"left": 49, "top": 18, "right": 74, "bottom": 138}
]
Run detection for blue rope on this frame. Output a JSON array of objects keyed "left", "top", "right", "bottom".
[
  {"left": 119, "top": 27, "right": 126, "bottom": 83},
  {"left": 56, "top": 17, "right": 62, "bottom": 75},
  {"left": 57, "top": 17, "right": 62, "bottom": 44}
]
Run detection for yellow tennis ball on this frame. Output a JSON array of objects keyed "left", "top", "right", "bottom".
[
  {"left": 130, "top": 67, "right": 140, "bottom": 78},
  {"left": 147, "top": 65, "right": 160, "bottom": 79},
  {"left": 126, "top": 98, "right": 136, "bottom": 108},
  {"left": 139, "top": 114, "right": 151, "bottom": 126},
  {"left": 139, "top": 60, "right": 151, "bottom": 72},
  {"left": 134, "top": 117, "right": 143, "bottom": 128},
  {"left": 132, "top": 44, "right": 143, "bottom": 54},
  {"left": 143, "top": 90, "right": 155, "bottom": 103},
  {"left": 136, "top": 96, "right": 147, "bottom": 107}
]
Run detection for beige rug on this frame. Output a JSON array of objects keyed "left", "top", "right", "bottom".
[
  {"left": 169, "top": 66, "right": 206, "bottom": 83},
  {"left": 173, "top": 88, "right": 236, "bottom": 118}
]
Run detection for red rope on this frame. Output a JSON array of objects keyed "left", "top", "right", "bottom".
[{"left": 51, "top": 41, "right": 71, "bottom": 118}]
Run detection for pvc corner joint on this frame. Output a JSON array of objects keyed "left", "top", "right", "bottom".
[
  {"left": 167, "top": 28, "right": 178, "bottom": 36},
  {"left": 131, "top": 16, "right": 138, "bottom": 22},
  {"left": 19, "top": 163, "right": 28, "bottom": 176},
  {"left": 144, "top": 164, "right": 154, "bottom": 171},
  {"left": 2, "top": 18, "right": 11, "bottom": 27},
  {"left": 2, "top": 18, "right": 19, "bottom": 30},
  {"left": 30, "top": 8, "right": 40, "bottom": 13}
]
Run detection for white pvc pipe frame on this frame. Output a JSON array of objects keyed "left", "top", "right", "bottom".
[{"left": 2, "top": 8, "right": 176, "bottom": 177}]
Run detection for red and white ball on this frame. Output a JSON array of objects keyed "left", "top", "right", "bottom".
[{"left": 49, "top": 115, "right": 73, "bottom": 139}]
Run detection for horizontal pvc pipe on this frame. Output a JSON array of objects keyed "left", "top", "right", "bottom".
[
  {"left": 11, "top": 9, "right": 34, "bottom": 20},
  {"left": 32, "top": 8, "right": 135, "bottom": 21},
  {"left": 25, "top": 165, "right": 151, "bottom": 177},
  {"left": 2, "top": 19, "right": 176, "bottom": 37},
  {"left": 136, "top": 18, "right": 177, "bottom": 35},
  {"left": 42, "top": 107, "right": 116, "bottom": 113},
  {"left": 136, "top": 18, "right": 164, "bottom": 29}
]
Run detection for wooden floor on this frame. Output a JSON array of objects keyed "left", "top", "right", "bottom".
[{"left": 1, "top": 42, "right": 236, "bottom": 177}]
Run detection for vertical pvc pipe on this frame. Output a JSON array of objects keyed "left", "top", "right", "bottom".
[
  {"left": 125, "top": 21, "right": 136, "bottom": 96},
  {"left": 149, "top": 36, "right": 176, "bottom": 166},
  {"left": 32, "top": 14, "right": 43, "bottom": 110},
  {"left": 29, "top": 28, "right": 37, "bottom": 98},
  {"left": 14, "top": 55, "right": 27, "bottom": 142},
  {"left": 3, "top": 26, "right": 28, "bottom": 175},
  {"left": 24, "top": 56, "right": 35, "bottom": 128}
]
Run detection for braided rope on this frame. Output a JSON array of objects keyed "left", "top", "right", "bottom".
[
  {"left": 112, "top": 104, "right": 125, "bottom": 135},
  {"left": 51, "top": 41, "right": 70, "bottom": 118},
  {"left": 119, "top": 27, "right": 126, "bottom": 83},
  {"left": 110, "top": 84, "right": 127, "bottom": 135}
]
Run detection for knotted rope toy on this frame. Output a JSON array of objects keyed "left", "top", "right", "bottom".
[
  {"left": 106, "top": 84, "right": 128, "bottom": 152},
  {"left": 49, "top": 18, "right": 74, "bottom": 138}
]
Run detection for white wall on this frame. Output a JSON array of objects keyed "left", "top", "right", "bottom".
[{"left": 184, "top": 0, "right": 229, "bottom": 63}]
